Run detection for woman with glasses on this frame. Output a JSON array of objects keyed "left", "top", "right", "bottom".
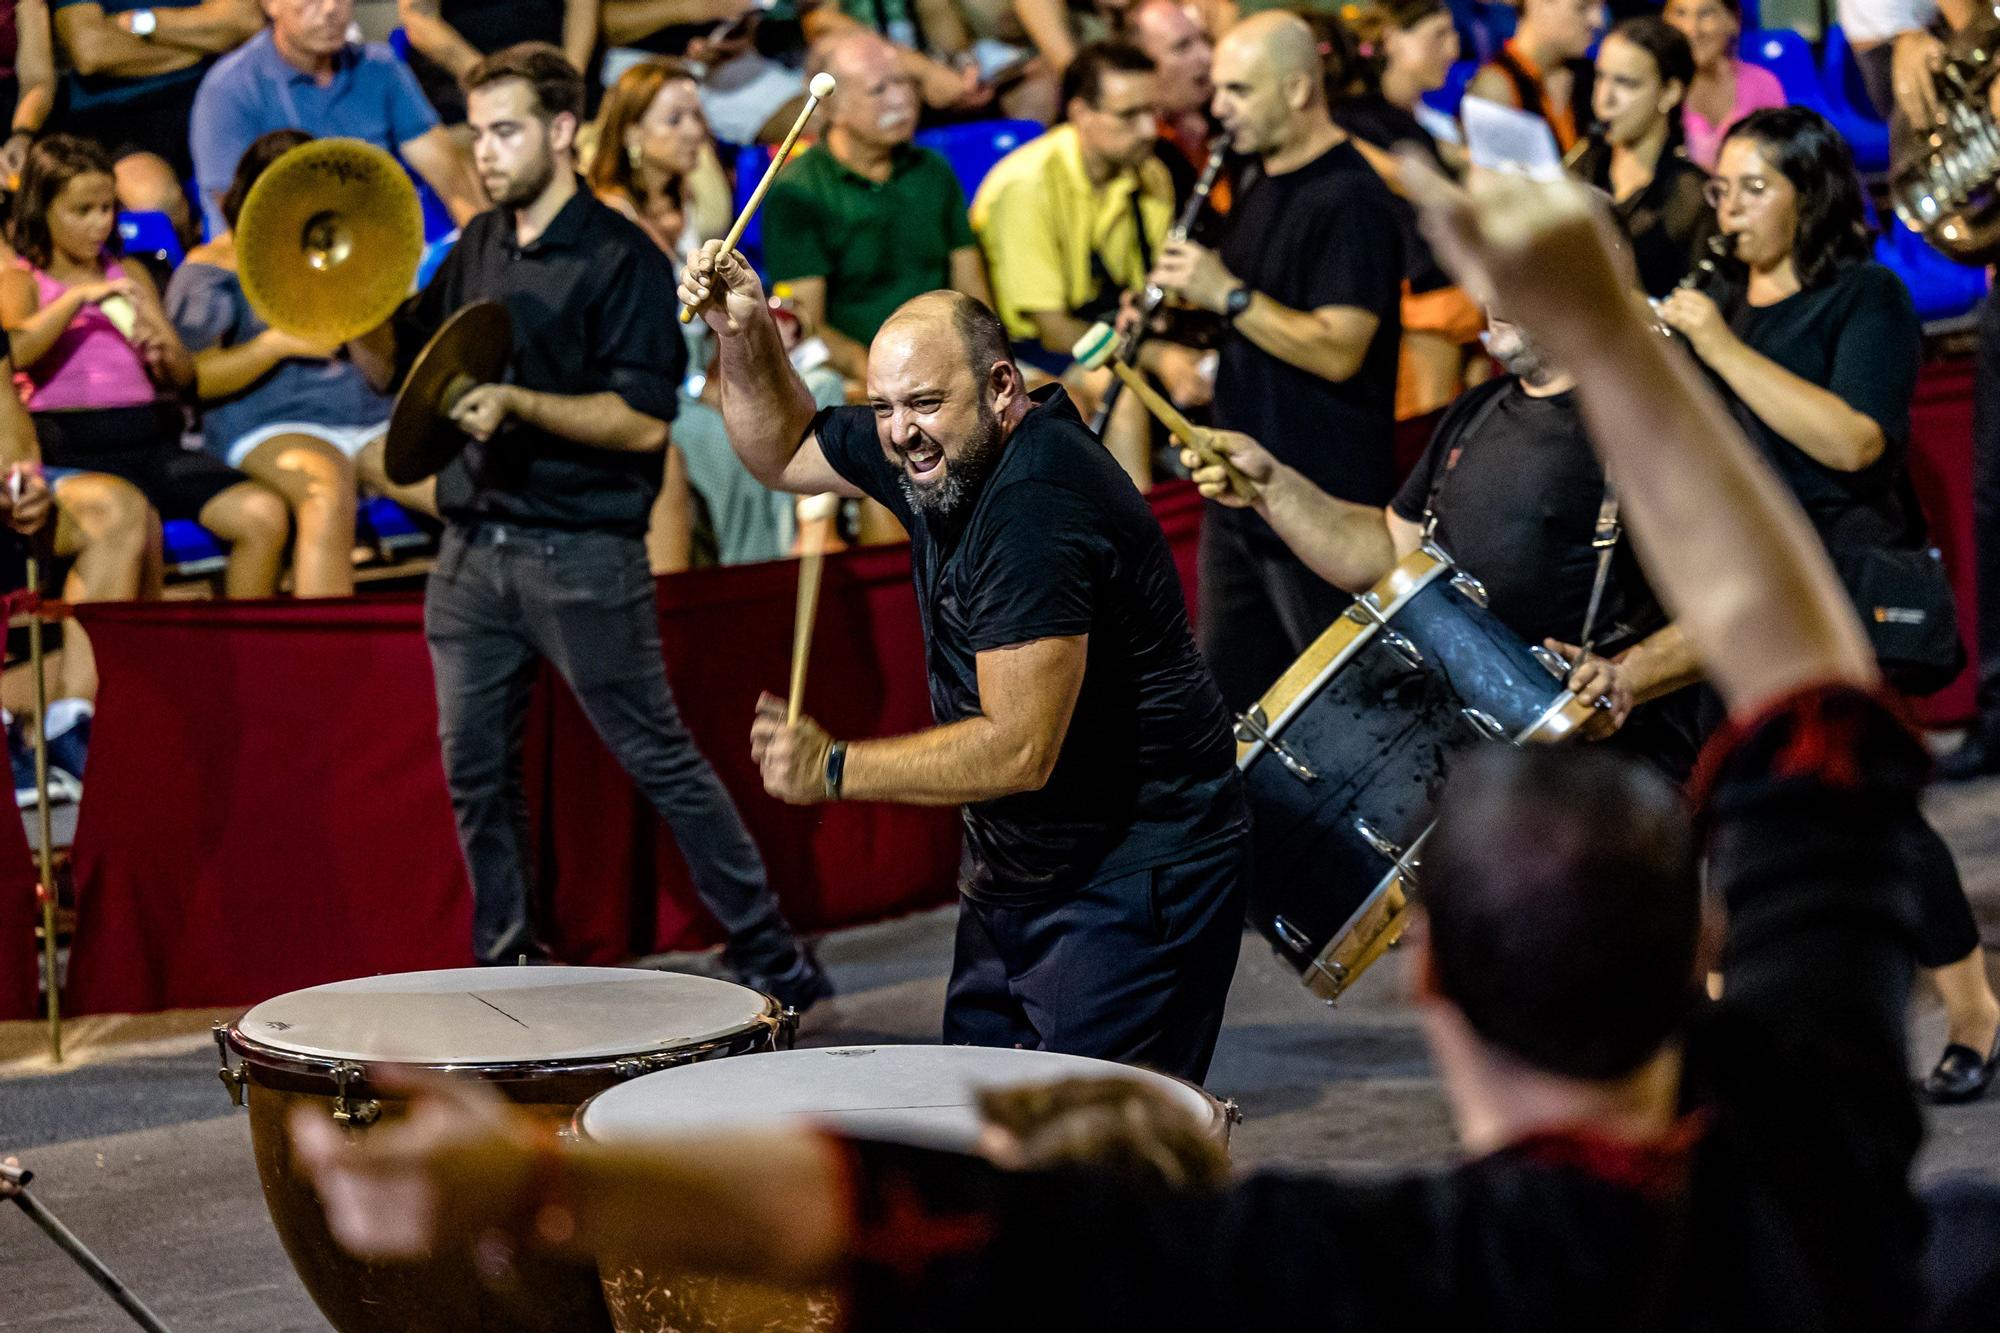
[
  {"left": 1566, "top": 16, "right": 1713, "bottom": 297},
  {"left": 1660, "top": 106, "right": 2000, "bottom": 1106},
  {"left": 1662, "top": 0, "right": 1784, "bottom": 171}
]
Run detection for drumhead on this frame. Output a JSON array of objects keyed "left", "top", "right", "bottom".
[
  {"left": 234, "top": 967, "right": 775, "bottom": 1065},
  {"left": 578, "top": 1045, "right": 1224, "bottom": 1151}
]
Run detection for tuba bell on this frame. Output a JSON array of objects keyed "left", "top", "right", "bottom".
[
  {"left": 235, "top": 138, "right": 426, "bottom": 344},
  {"left": 1891, "top": 5, "right": 2000, "bottom": 265}
]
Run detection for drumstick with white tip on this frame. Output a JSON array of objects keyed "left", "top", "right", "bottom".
[
  {"left": 681, "top": 72, "right": 837, "bottom": 325},
  {"left": 1071, "top": 322, "right": 1256, "bottom": 502},
  {"left": 787, "top": 492, "right": 840, "bottom": 726}
]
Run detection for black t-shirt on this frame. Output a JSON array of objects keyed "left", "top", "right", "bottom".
[
  {"left": 1333, "top": 95, "right": 1452, "bottom": 294},
  {"left": 1723, "top": 261, "right": 1922, "bottom": 554},
  {"left": 1214, "top": 140, "right": 1403, "bottom": 526},
  {"left": 1390, "top": 377, "right": 1664, "bottom": 656},
  {"left": 1574, "top": 142, "right": 1715, "bottom": 298},
  {"left": 812, "top": 387, "right": 1246, "bottom": 906},
  {"left": 393, "top": 186, "right": 685, "bottom": 536}
]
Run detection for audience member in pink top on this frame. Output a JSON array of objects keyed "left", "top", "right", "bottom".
[
  {"left": 0, "top": 135, "right": 286, "bottom": 597},
  {"left": 1666, "top": 0, "right": 1788, "bottom": 171}
]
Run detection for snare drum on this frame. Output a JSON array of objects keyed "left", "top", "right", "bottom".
[
  {"left": 216, "top": 966, "right": 788, "bottom": 1333},
  {"left": 575, "top": 1045, "right": 1235, "bottom": 1332},
  {"left": 1237, "top": 545, "right": 1598, "bottom": 1004}
]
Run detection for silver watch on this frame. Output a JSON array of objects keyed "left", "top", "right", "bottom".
[{"left": 129, "top": 9, "right": 158, "bottom": 37}]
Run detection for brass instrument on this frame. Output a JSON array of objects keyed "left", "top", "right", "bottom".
[
  {"left": 236, "top": 139, "right": 426, "bottom": 344},
  {"left": 1892, "top": 6, "right": 2000, "bottom": 264}
]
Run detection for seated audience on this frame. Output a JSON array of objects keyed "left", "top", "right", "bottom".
[
  {"left": 586, "top": 54, "right": 730, "bottom": 266},
  {"left": 1335, "top": 0, "right": 1483, "bottom": 423},
  {"left": 50, "top": 0, "right": 263, "bottom": 231},
  {"left": 1, "top": 136, "right": 288, "bottom": 598},
  {"left": 189, "top": 0, "right": 485, "bottom": 239},
  {"left": 800, "top": 0, "right": 1003, "bottom": 116},
  {"left": 298, "top": 169, "right": 1935, "bottom": 1333},
  {"left": 169, "top": 130, "right": 434, "bottom": 600},
  {"left": 1663, "top": 0, "right": 1783, "bottom": 172},
  {"left": 1566, "top": 16, "right": 1713, "bottom": 296},
  {"left": 1127, "top": 0, "right": 1225, "bottom": 209},
  {"left": 971, "top": 40, "right": 1199, "bottom": 486},
  {"left": 1467, "top": 0, "right": 1603, "bottom": 153},
  {"left": 1, "top": 1, "right": 55, "bottom": 182},
  {"left": 398, "top": 0, "right": 601, "bottom": 126},
  {"left": 761, "top": 31, "right": 991, "bottom": 383}
]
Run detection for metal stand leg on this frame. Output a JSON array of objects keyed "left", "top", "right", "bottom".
[
  {"left": 25, "top": 555, "right": 59, "bottom": 1064},
  {"left": 3, "top": 1162, "right": 174, "bottom": 1332}
]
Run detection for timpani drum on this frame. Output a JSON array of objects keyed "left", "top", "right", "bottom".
[
  {"left": 574, "top": 1044, "right": 1236, "bottom": 1332},
  {"left": 214, "top": 966, "right": 789, "bottom": 1333}
]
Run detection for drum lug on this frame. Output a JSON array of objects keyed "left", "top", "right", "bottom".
[
  {"left": 1343, "top": 594, "right": 1387, "bottom": 627},
  {"left": 1235, "top": 705, "right": 1316, "bottom": 782},
  {"left": 1270, "top": 914, "right": 1312, "bottom": 955},
  {"left": 1459, "top": 707, "right": 1505, "bottom": 741},
  {"left": 779, "top": 1007, "right": 800, "bottom": 1051},
  {"left": 1379, "top": 629, "right": 1425, "bottom": 671},
  {"left": 614, "top": 1057, "right": 649, "bottom": 1080},
  {"left": 1530, "top": 645, "right": 1571, "bottom": 680},
  {"left": 213, "top": 1023, "right": 246, "bottom": 1109},
  {"left": 1353, "top": 818, "right": 1403, "bottom": 863},
  {"left": 1450, "top": 570, "right": 1489, "bottom": 608},
  {"left": 330, "top": 1063, "right": 380, "bottom": 1128}
]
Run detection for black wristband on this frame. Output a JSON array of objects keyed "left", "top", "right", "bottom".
[{"left": 822, "top": 740, "right": 848, "bottom": 801}]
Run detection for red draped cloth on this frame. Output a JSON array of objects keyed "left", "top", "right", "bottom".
[
  {"left": 57, "top": 486, "right": 1201, "bottom": 1015},
  {"left": 1907, "top": 356, "right": 1980, "bottom": 727},
  {"left": 0, "top": 770, "right": 38, "bottom": 1020}
]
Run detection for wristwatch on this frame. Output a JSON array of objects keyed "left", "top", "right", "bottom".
[
  {"left": 1223, "top": 284, "right": 1252, "bottom": 321},
  {"left": 822, "top": 740, "right": 848, "bottom": 801},
  {"left": 129, "top": 8, "right": 158, "bottom": 37}
]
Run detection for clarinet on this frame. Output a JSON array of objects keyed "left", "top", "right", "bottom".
[
  {"left": 1088, "top": 136, "right": 1229, "bottom": 435},
  {"left": 1650, "top": 233, "right": 1731, "bottom": 338}
]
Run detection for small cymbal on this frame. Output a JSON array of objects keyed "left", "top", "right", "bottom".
[{"left": 383, "top": 301, "right": 513, "bottom": 487}]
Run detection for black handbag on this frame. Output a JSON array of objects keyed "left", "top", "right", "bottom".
[{"left": 1832, "top": 539, "right": 1966, "bottom": 697}]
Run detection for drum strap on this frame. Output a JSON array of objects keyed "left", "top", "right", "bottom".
[{"left": 1576, "top": 489, "right": 1622, "bottom": 660}]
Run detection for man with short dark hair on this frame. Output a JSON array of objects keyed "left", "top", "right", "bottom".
[
  {"left": 357, "top": 43, "right": 823, "bottom": 1006},
  {"left": 681, "top": 241, "right": 1250, "bottom": 1082}
]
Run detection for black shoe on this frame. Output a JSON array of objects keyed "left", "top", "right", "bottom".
[
  {"left": 741, "top": 945, "right": 832, "bottom": 1014},
  {"left": 1918, "top": 1033, "right": 2000, "bottom": 1105},
  {"left": 1937, "top": 728, "right": 2000, "bottom": 782}
]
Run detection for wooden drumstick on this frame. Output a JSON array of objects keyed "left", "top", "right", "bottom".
[
  {"left": 1071, "top": 322, "right": 1256, "bottom": 502},
  {"left": 787, "top": 492, "right": 840, "bottom": 725},
  {"left": 681, "top": 72, "right": 837, "bottom": 325}
]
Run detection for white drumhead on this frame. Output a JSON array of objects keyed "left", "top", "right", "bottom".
[
  {"left": 578, "top": 1045, "right": 1222, "bottom": 1151},
  {"left": 236, "top": 967, "right": 773, "bottom": 1065}
]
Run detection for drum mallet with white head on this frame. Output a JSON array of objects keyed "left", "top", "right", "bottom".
[
  {"left": 787, "top": 492, "right": 840, "bottom": 726},
  {"left": 680, "top": 72, "right": 837, "bottom": 325},
  {"left": 1071, "top": 322, "right": 1256, "bottom": 502}
]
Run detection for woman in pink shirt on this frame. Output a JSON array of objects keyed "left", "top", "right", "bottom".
[
  {"left": 1666, "top": 0, "right": 1787, "bottom": 171},
  {"left": 0, "top": 135, "right": 286, "bottom": 596}
]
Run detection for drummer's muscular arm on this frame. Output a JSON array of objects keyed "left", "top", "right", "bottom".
[
  {"left": 1254, "top": 466, "right": 1407, "bottom": 592},
  {"left": 842, "top": 636, "right": 1087, "bottom": 804},
  {"left": 716, "top": 291, "right": 862, "bottom": 498}
]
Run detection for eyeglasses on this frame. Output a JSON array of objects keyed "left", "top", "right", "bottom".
[{"left": 1703, "top": 175, "right": 1774, "bottom": 209}]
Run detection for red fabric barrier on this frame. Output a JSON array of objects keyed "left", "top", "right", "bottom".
[
  {"left": 61, "top": 484, "right": 1203, "bottom": 1014},
  {"left": 0, "top": 781, "right": 39, "bottom": 1020},
  {"left": 1908, "top": 356, "right": 1980, "bottom": 727}
]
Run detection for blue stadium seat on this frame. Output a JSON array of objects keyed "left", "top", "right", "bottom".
[
  {"left": 388, "top": 27, "right": 410, "bottom": 63},
  {"left": 161, "top": 519, "right": 227, "bottom": 577},
  {"left": 1814, "top": 25, "right": 1891, "bottom": 172},
  {"left": 1861, "top": 190, "right": 1989, "bottom": 321},
  {"left": 117, "top": 211, "right": 184, "bottom": 271},
  {"left": 1447, "top": 0, "right": 1515, "bottom": 64},
  {"left": 1424, "top": 60, "right": 1479, "bottom": 118},
  {"left": 913, "top": 119, "right": 1044, "bottom": 201},
  {"left": 1739, "top": 28, "right": 1887, "bottom": 172},
  {"left": 358, "top": 496, "right": 432, "bottom": 554}
]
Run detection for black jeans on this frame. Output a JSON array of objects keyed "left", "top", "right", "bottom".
[
  {"left": 942, "top": 831, "right": 1251, "bottom": 1084},
  {"left": 425, "top": 523, "right": 798, "bottom": 969},
  {"left": 1197, "top": 510, "right": 1352, "bottom": 712}
]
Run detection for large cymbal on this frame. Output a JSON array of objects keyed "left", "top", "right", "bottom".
[
  {"left": 237, "top": 139, "right": 424, "bottom": 345},
  {"left": 384, "top": 301, "right": 512, "bottom": 486}
]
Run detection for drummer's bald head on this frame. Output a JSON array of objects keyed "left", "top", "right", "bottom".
[
  {"left": 1417, "top": 746, "right": 1700, "bottom": 1081},
  {"left": 877, "top": 291, "right": 1015, "bottom": 384}
]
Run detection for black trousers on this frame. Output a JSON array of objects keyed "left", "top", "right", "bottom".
[
  {"left": 425, "top": 523, "right": 799, "bottom": 969},
  {"left": 942, "top": 832, "right": 1251, "bottom": 1084},
  {"left": 1198, "top": 511, "right": 1352, "bottom": 712}
]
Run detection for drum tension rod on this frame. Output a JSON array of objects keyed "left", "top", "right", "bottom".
[
  {"left": 1343, "top": 596, "right": 1425, "bottom": 671},
  {"left": 1234, "top": 704, "right": 1317, "bottom": 782},
  {"left": 212, "top": 1024, "right": 246, "bottom": 1109}
]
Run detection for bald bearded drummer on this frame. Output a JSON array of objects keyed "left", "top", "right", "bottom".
[{"left": 680, "top": 243, "right": 1249, "bottom": 1082}]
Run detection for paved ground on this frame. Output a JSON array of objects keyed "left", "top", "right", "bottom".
[{"left": 5, "top": 776, "right": 2000, "bottom": 1331}]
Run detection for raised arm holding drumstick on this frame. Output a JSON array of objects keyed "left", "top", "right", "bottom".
[{"left": 681, "top": 242, "right": 1253, "bottom": 1082}]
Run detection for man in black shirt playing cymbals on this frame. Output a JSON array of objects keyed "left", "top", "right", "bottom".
[
  {"left": 679, "top": 241, "right": 1249, "bottom": 1083},
  {"left": 357, "top": 44, "right": 821, "bottom": 1005}
]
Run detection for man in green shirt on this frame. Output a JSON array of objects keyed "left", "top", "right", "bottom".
[{"left": 762, "top": 30, "right": 992, "bottom": 380}]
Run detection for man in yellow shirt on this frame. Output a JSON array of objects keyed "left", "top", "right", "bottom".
[{"left": 971, "top": 41, "right": 1212, "bottom": 486}]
